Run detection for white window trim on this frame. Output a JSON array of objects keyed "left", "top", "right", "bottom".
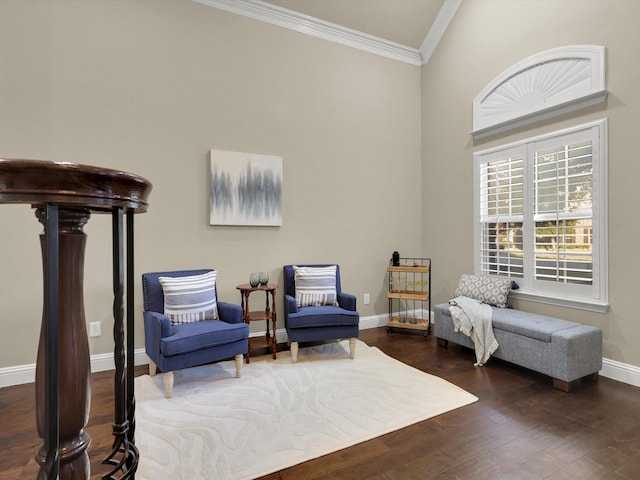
[{"left": 473, "top": 119, "right": 608, "bottom": 313}]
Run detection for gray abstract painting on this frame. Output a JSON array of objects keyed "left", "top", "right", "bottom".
[{"left": 210, "top": 149, "right": 283, "bottom": 226}]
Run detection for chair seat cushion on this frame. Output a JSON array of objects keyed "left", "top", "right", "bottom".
[
  {"left": 287, "top": 305, "right": 359, "bottom": 329},
  {"left": 160, "top": 320, "right": 249, "bottom": 357}
]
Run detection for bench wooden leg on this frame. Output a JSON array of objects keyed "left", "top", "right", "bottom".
[
  {"left": 437, "top": 337, "right": 449, "bottom": 348},
  {"left": 586, "top": 371, "right": 599, "bottom": 383},
  {"left": 553, "top": 378, "right": 572, "bottom": 392},
  {"left": 554, "top": 372, "right": 599, "bottom": 392}
]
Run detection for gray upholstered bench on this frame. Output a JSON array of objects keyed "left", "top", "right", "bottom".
[{"left": 434, "top": 303, "right": 602, "bottom": 392}]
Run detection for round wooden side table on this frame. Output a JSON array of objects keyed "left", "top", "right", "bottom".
[
  {"left": 236, "top": 283, "right": 278, "bottom": 363},
  {"left": 0, "top": 159, "right": 152, "bottom": 480}
]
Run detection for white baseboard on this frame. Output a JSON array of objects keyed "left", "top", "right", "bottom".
[
  {"left": 0, "top": 349, "right": 152, "bottom": 388},
  {"left": 2, "top": 313, "right": 638, "bottom": 389},
  {"left": 359, "top": 313, "right": 389, "bottom": 329},
  {"left": 251, "top": 328, "right": 289, "bottom": 344},
  {"left": 0, "top": 364, "right": 37, "bottom": 389},
  {"left": 600, "top": 357, "right": 640, "bottom": 388}
]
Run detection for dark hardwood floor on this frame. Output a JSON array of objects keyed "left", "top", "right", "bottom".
[{"left": 1, "top": 327, "right": 639, "bottom": 479}]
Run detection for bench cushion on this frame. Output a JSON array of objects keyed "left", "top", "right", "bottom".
[
  {"left": 439, "top": 304, "right": 581, "bottom": 343},
  {"left": 491, "top": 308, "right": 581, "bottom": 342}
]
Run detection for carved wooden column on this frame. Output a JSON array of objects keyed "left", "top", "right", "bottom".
[
  {"left": 35, "top": 208, "right": 92, "bottom": 479},
  {"left": 0, "top": 159, "right": 152, "bottom": 480}
]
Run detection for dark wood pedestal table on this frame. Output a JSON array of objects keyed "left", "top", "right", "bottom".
[
  {"left": 0, "top": 159, "right": 152, "bottom": 480},
  {"left": 236, "top": 283, "right": 277, "bottom": 363}
]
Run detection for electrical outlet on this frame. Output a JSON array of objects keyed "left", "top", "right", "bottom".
[
  {"left": 363, "top": 293, "right": 370, "bottom": 305},
  {"left": 89, "top": 321, "right": 101, "bottom": 337}
]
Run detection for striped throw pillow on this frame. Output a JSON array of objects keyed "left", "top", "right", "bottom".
[
  {"left": 159, "top": 271, "right": 219, "bottom": 325},
  {"left": 293, "top": 265, "right": 338, "bottom": 307}
]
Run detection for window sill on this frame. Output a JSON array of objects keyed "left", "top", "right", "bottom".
[{"left": 509, "top": 291, "right": 609, "bottom": 314}]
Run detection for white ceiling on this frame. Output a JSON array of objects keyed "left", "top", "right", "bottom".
[{"left": 262, "top": 0, "right": 446, "bottom": 49}]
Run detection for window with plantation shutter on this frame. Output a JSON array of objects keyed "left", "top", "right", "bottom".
[
  {"left": 474, "top": 119, "right": 608, "bottom": 312},
  {"left": 479, "top": 152, "right": 524, "bottom": 279}
]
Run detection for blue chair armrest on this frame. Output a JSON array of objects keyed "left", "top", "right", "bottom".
[
  {"left": 284, "top": 294, "right": 298, "bottom": 314},
  {"left": 144, "top": 311, "right": 173, "bottom": 337},
  {"left": 218, "top": 301, "right": 243, "bottom": 324},
  {"left": 338, "top": 292, "right": 357, "bottom": 311},
  {"left": 143, "top": 311, "right": 173, "bottom": 363}
]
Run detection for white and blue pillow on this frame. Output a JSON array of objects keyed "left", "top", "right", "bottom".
[
  {"left": 159, "top": 271, "right": 219, "bottom": 325},
  {"left": 293, "top": 265, "right": 338, "bottom": 307}
]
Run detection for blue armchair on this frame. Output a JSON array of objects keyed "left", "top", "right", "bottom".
[
  {"left": 142, "top": 269, "right": 249, "bottom": 397},
  {"left": 283, "top": 264, "right": 359, "bottom": 362}
]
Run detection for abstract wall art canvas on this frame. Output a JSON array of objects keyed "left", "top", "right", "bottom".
[{"left": 210, "top": 149, "right": 283, "bottom": 226}]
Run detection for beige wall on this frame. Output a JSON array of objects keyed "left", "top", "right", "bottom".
[
  {"left": 3, "top": 0, "right": 638, "bottom": 374},
  {"left": 422, "top": 0, "right": 640, "bottom": 367},
  {"left": 0, "top": 0, "right": 422, "bottom": 368}
]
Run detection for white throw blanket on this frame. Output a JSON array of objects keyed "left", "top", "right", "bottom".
[{"left": 448, "top": 296, "right": 499, "bottom": 366}]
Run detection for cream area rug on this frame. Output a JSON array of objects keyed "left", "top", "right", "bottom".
[{"left": 135, "top": 339, "right": 478, "bottom": 480}]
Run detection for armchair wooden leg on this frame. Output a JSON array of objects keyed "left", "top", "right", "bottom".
[
  {"left": 234, "top": 354, "right": 242, "bottom": 378},
  {"left": 291, "top": 342, "right": 299, "bottom": 363},
  {"left": 163, "top": 371, "right": 174, "bottom": 398},
  {"left": 149, "top": 361, "right": 157, "bottom": 376},
  {"left": 349, "top": 338, "right": 356, "bottom": 359}
]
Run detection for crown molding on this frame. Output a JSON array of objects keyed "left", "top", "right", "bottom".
[
  {"left": 420, "top": 0, "right": 461, "bottom": 66},
  {"left": 193, "top": 0, "right": 423, "bottom": 66}
]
